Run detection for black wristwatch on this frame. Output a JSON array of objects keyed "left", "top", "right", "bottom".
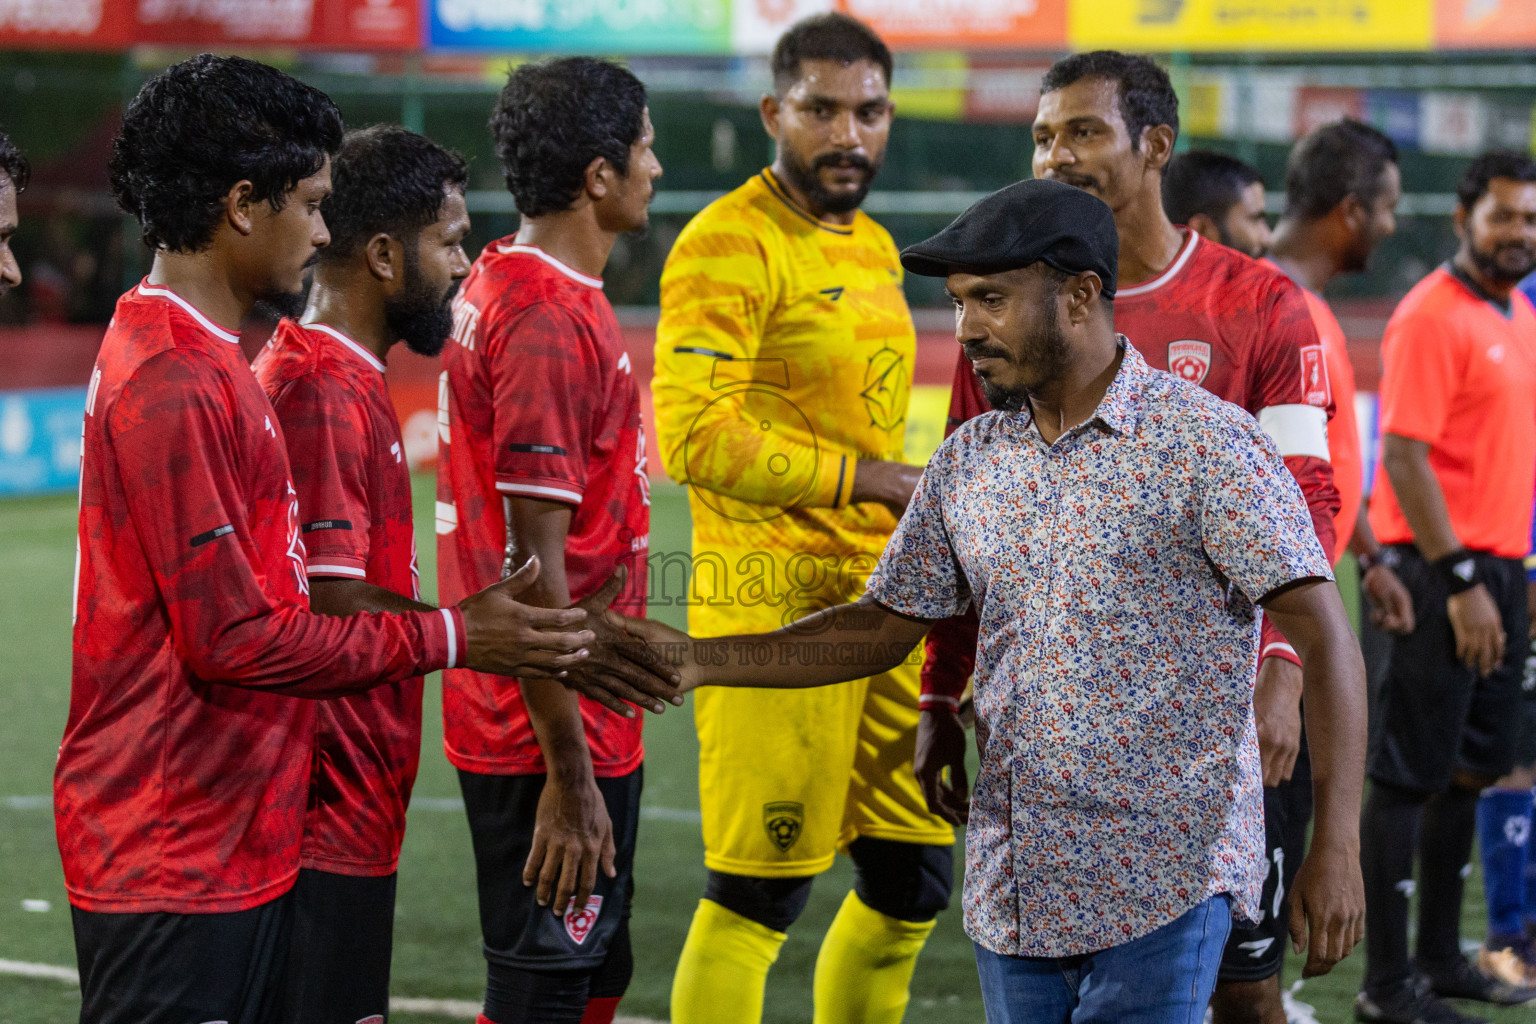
[{"left": 1357, "top": 547, "right": 1401, "bottom": 575}]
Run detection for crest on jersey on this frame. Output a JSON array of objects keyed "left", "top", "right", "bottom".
[
  {"left": 564, "top": 895, "right": 603, "bottom": 945},
  {"left": 1167, "top": 340, "right": 1212, "bottom": 386},
  {"left": 764, "top": 801, "right": 805, "bottom": 852},
  {"left": 1299, "top": 345, "right": 1331, "bottom": 407}
]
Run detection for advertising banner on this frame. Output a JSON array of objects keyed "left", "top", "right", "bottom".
[
  {"left": 1071, "top": 0, "right": 1433, "bottom": 52},
  {"left": 0, "top": 0, "right": 419, "bottom": 51},
  {"left": 838, "top": 0, "right": 1067, "bottom": 50},
  {"left": 1294, "top": 87, "right": 1364, "bottom": 138},
  {"left": 1435, "top": 0, "right": 1536, "bottom": 49},
  {"left": 430, "top": 0, "right": 731, "bottom": 53},
  {"left": 0, "top": 387, "right": 86, "bottom": 497}
]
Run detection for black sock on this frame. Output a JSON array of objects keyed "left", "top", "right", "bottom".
[
  {"left": 1362, "top": 780, "right": 1426, "bottom": 989},
  {"left": 1417, "top": 785, "right": 1480, "bottom": 965}
]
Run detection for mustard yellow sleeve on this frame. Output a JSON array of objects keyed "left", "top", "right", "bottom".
[{"left": 652, "top": 213, "right": 849, "bottom": 509}]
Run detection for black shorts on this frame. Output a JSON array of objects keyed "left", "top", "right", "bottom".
[
  {"left": 277, "top": 868, "right": 397, "bottom": 1024},
  {"left": 73, "top": 890, "right": 293, "bottom": 1024},
  {"left": 1518, "top": 633, "right": 1536, "bottom": 768},
  {"left": 1219, "top": 743, "right": 1313, "bottom": 982},
  {"left": 458, "top": 766, "right": 642, "bottom": 972},
  {"left": 1369, "top": 547, "right": 1528, "bottom": 792}
]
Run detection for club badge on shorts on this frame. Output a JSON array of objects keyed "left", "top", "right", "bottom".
[
  {"left": 764, "top": 801, "right": 804, "bottom": 852},
  {"left": 1167, "top": 340, "right": 1212, "bottom": 386},
  {"left": 564, "top": 894, "right": 603, "bottom": 945}
]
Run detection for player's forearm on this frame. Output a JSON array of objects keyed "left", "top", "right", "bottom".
[
  {"left": 1346, "top": 503, "right": 1382, "bottom": 560},
  {"left": 1380, "top": 434, "right": 1460, "bottom": 559},
  {"left": 690, "top": 599, "right": 931, "bottom": 689},
  {"left": 310, "top": 578, "right": 436, "bottom": 616},
  {"left": 504, "top": 497, "right": 594, "bottom": 782},
  {"left": 1263, "top": 581, "right": 1366, "bottom": 853}
]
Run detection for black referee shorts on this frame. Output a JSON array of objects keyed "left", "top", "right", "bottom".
[
  {"left": 73, "top": 890, "right": 293, "bottom": 1024},
  {"left": 458, "top": 766, "right": 641, "bottom": 973},
  {"left": 1219, "top": 743, "right": 1313, "bottom": 982},
  {"left": 277, "top": 868, "right": 397, "bottom": 1024},
  {"left": 1369, "top": 546, "right": 1529, "bottom": 793}
]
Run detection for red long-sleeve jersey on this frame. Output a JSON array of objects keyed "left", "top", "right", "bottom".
[
  {"left": 921, "top": 231, "right": 1338, "bottom": 705},
  {"left": 59, "top": 283, "right": 462, "bottom": 914}
]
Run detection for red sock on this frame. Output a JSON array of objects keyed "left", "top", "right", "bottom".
[
  {"left": 581, "top": 997, "right": 621, "bottom": 1024},
  {"left": 476, "top": 1016, "right": 502, "bottom": 1024}
]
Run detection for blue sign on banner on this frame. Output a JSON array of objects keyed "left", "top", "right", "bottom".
[
  {"left": 0, "top": 387, "right": 86, "bottom": 497},
  {"left": 429, "top": 0, "right": 731, "bottom": 52},
  {"left": 1366, "top": 90, "right": 1421, "bottom": 149}
]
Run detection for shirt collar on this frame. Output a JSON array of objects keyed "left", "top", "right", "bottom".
[{"left": 1088, "top": 336, "right": 1144, "bottom": 435}]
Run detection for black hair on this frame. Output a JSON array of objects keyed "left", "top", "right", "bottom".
[
  {"left": 490, "top": 57, "right": 647, "bottom": 219},
  {"left": 0, "top": 131, "right": 29, "bottom": 193},
  {"left": 1041, "top": 51, "right": 1179, "bottom": 149},
  {"left": 109, "top": 53, "right": 343, "bottom": 253},
  {"left": 1163, "top": 150, "right": 1263, "bottom": 227},
  {"left": 318, "top": 125, "right": 469, "bottom": 266},
  {"left": 1457, "top": 150, "right": 1536, "bottom": 211},
  {"left": 1283, "top": 119, "right": 1398, "bottom": 220},
  {"left": 771, "top": 12, "right": 892, "bottom": 97}
]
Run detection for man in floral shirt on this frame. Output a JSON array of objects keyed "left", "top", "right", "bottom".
[{"left": 631, "top": 179, "right": 1368, "bottom": 1021}]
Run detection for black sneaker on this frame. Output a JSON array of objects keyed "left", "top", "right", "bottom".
[
  {"left": 1418, "top": 953, "right": 1536, "bottom": 1005},
  {"left": 1355, "top": 974, "right": 1490, "bottom": 1024}
]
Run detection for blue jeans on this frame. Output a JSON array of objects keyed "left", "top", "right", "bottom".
[{"left": 974, "top": 895, "right": 1234, "bottom": 1024}]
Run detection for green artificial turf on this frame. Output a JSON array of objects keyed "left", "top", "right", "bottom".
[{"left": 0, "top": 480, "right": 1528, "bottom": 1023}]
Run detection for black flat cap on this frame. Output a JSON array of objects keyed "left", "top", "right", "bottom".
[{"left": 900, "top": 178, "right": 1119, "bottom": 298}]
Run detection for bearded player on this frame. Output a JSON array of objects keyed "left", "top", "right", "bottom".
[
  {"left": 0, "top": 131, "right": 26, "bottom": 299},
  {"left": 253, "top": 124, "right": 475, "bottom": 1022},
  {"left": 917, "top": 49, "right": 1341, "bottom": 999},
  {"left": 654, "top": 14, "right": 954, "bottom": 1024},
  {"left": 59, "top": 56, "right": 634, "bottom": 1024},
  {"left": 437, "top": 58, "right": 663, "bottom": 1024}
]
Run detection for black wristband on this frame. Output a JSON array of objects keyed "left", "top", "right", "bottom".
[
  {"left": 1358, "top": 547, "right": 1401, "bottom": 575},
  {"left": 1433, "top": 549, "right": 1480, "bottom": 595}
]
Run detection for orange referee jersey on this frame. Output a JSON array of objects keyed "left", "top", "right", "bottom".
[{"left": 1369, "top": 265, "right": 1536, "bottom": 559}]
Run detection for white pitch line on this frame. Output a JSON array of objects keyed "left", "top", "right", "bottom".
[
  {"left": 4, "top": 795, "right": 704, "bottom": 824},
  {"left": 0, "top": 960, "right": 665, "bottom": 1023}
]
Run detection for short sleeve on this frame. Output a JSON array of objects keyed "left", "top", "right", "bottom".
[
  {"left": 1197, "top": 409, "right": 1334, "bottom": 604},
  {"left": 865, "top": 453, "right": 971, "bottom": 620},
  {"left": 489, "top": 303, "right": 603, "bottom": 507},
  {"left": 269, "top": 372, "right": 373, "bottom": 580},
  {"left": 1377, "top": 302, "right": 1462, "bottom": 446}
]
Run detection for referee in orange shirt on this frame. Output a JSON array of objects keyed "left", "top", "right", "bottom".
[{"left": 1359, "top": 152, "right": 1536, "bottom": 1023}]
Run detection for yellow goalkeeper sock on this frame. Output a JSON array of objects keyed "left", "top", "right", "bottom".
[
  {"left": 670, "top": 898, "right": 787, "bottom": 1024},
  {"left": 812, "top": 891, "right": 937, "bottom": 1024}
]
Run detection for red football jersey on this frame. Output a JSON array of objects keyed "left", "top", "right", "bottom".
[
  {"left": 255, "top": 320, "right": 424, "bottom": 877},
  {"left": 437, "top": 241, "right": 650, "bottom": 776},
  {"left": 60, "top": 283, "right": 462, "bottom": 914},
  {"left": 923, "top": 231, "right": 1338, "bottom": 700}
]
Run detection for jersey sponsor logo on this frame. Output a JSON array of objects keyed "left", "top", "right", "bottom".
[
  {"left": 563, "top": 894, "right": 603, "bottom": 945},
  {"left": 449, "top": 295, "right": 481, "bottom": 352},
  {"left": 1299, "top": 345, "right": 1331, "bottom": 407},
  {"left": 1239, "top": 937, "right": 1275, "bottom": 959},
  {"left": 285, "top": 481, "right": 310, "bottom": 596},
  {"left": 635, "top": 424, "right": 651, "bottom": 508},
  {"left": 1167, "top": 340, "right": 1212, "bottom": 386},
  {"left": 764, "top": 801, "right": 804, "bottom": 852},
  {"left": 390, "top": 441, "right": 402, "bottom": 464},
  {"left": 507, "top": 442, "right": 568, "bottom": 455},
  {"left": 861, "top": 347, "right": 910, "bottom": 434},
  {"left": 264, "top": 415, "right": 277, "bottom": 439},
  {"left": 618, "top": 351, "right": 632, "bottom": 375},
  {"left": 302, "top": 519, "right": 352, "bottom": 533},
  {"left": 190, "top": 523, "right": 235, "bottom": 547},
  {"left": 819, "top": 286, "right": 845, "bottom": 301}
]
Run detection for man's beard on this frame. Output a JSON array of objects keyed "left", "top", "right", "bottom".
[
  {"left": 1469, "top": 237, "right": 1536, "bottom": 286},
  {"left": 251, "top": 289, "right": 307, "bottom": 322},
  {"left": 780, "top": 144, "right": 880, "bottom": 216},
  {"left": 974, "top": 300, "right": 1072, "bottom": 414},
  {"left": 385, "top": 245, "right": 455, "bottom": 357}
]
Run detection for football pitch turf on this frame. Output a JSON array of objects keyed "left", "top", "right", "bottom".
[{"left": 0, "top": 477, "right": 1529, "bottom": 1023}]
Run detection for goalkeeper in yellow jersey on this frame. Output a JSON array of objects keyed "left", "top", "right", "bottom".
[{"left": 653, "top": 13, "right": 954, "bottom": 1024}]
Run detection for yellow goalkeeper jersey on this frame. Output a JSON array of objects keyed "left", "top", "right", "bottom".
[{"left": 653, "top": 169, "right": 917, "bottom": 634}]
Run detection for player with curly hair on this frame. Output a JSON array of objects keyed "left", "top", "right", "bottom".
[{"left": 0, "top": 130, "right": 27, "bottom": 298}]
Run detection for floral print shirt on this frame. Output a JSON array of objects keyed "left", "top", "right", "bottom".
[{"left": 866, "top": 341, "right": 1332, "bottom": 957}]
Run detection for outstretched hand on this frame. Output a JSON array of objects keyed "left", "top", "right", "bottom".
[
  {"left": 559, "top": 566, "right": 684, "bottom": 717},
  {"left": 458, "top": 556, "right": 595, "bottom": 677}
]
